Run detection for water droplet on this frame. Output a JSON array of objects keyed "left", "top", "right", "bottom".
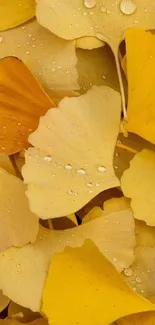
[
  {"left": 25, "top": 51, "right": 30, "bottom": 55},
  {"left": 96, "top": 183, "right": 100, "bottom": 187},
  {"left": 97, "top": 165, "right": 106, "bottom": 173},
  {"left": 76, "top": 168, "right": 87, "bottom": 175},
  {"left": 144, "top": 8, "right": 148, "bottom": 13},
  {"left": 95, "top": 33, "right": 105, "bottom": 41},
  {"left": 1, "top": 146, "right": 5, "bottom": 150},
  {"left": 114, "top": 165, "right": 118, "bottom": 170},
  {"left": 44, "top": 155, "right": 52, "bottom": 162},
  {"left": 68, "top": 24, "right": 72, "bottom": 27},
  {"left": 84, "top": 0, "right": 96, "bottom": 9},
  {"left": 101, "top": 6, "right": 106, "bottom": 12},
  {"left": 68, "top": 189, "right": 74, "bottom": 196},
  {"left": 140, "top": 289, "right": 144, "bottom": 294},
  {"left": 115, "top": 152, "right": 119, "bottom": 157},
  {"left": 120, "top": 0, "right": 136, "bottom": 15},
  {"left": 89, "top": 189, "right": 93, "bottom": 193},
  {"left": 3, "top": 126, "right": 6, "bottom": 130},
  {"left": 28, "top": 33, "right": 32, "bottom": 37},
  {"left": 65, "top": 164, "right": 72, "bottom": 171},
  {"left": 83, "top": 11, "right": 88, "bottom": 15},
  {"left": 52, "top": 67, "right": 56, "bottom": 72},
  {"left": 87, "top": 182, "right": 93, "bottom": 187},
  {"left": 106, "top": 10, "right": 110, "bottom": 14},
  {"left": 147, "top": 269, "right": 150, "bottom": 273},
  {"left": 124, "top": 267, "right": 133, "bottom": 276},
  {"left": 32, "top": 44, "right": 36, "bottom": 48},
  {"left": 57, "top": 65, "right": 62, "bottom": 69},
  {"left": 136, "top": 277, "right": 142, "bottom": 283},
  {"left": 113, "top": 257, "right": 118, "bottom": 262},
  {"left": 21, "top": 26, "right": 25, "bottom": 30},
  {"left": 133, "top": 287, "right": 137, "bottom": 291},
  {"left": 0, "top": 36, "right": 3, "bottom": 43},
  {"left": 17, "top": 44, "right": 21, "bottom": 48},
  {"left": 102, "top": 74, "right": 106, "bottom": 79},
  {"left": 17, "top": 264, "right": 21, "bottom": 268}
]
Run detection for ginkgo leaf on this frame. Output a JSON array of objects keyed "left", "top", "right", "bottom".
[
  {"left": 14, "top": 151, "right": 25, "bottom": 175},
  {"left": 23, "top": 86, "right": 121, "bottom": 219},
  {"left": 135, "top": 220, "right": 155, "bottom": 247},
  {"left": 75, "top": 36, "right": 104, "bottom": 49},
  {"left": 0, "top": 57, "right": 54, "bottom": 155},
  {"left": 0, "top": 319, "right": 47, "bottom": 325},
  {"left": 8, "top": 302, "right": 40, "bottom": 322},
  {"left": 0, "top": 205, "right": 135, "bottom": 311},
  {"left": 0, "top": 290, "right": 10, "bottom": 313},
  {"left": 122, "top": 247, "right": 155, "bottom": 298},
  {"left": 0, "top": 155, "right": 16, "bottom": 176},
  {"left": 77, "top": 45, "right": 120, "bottom": 94},
  {"left": 117, "top": 311, "right": 155, "bottom": 325},
  {"left": 123, "top": 28, "right": 155, "bottom": 144},
  {"left": 0, "top": 167, "right": 38, "bottom": 252},
  {"left": 0, "top": 19, "right": 79, "bottom": 103},
  {"left": 0, "top": 0, "right": 35, "bottom": 31},
  {"left": 121, "top": 149, "right": 155, "bottom": 226},
  {"left": 36, "top": 0, "right": 155, "bottom": 55},
  {"left": 42, "top": 240, "right": 155, "bottom": 325}
]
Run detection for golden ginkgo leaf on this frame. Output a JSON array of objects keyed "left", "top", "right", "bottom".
[
  {"left": 0, "top": 290, "right": 10, "bottom": 313},
  {"left": 0, "top": 0, "right": 35, "bottom": 31},
  {"left": 36, "top": 0, "right": 155, "bottom": 54},
  {"left": 0, "top": 205, "right": 135, "bottom": 311},
  {"left": 122, "top": 247, "right": 155, "bottom": 298},
  {"left": 123, "top": 28, "right": 155, "bottom": 144},
  {"left": 0, "top": 57, "right": 54, "bottom": 155},
  {"left": 135, "top": 219, "right": 155, "bottom": 247},
  {"left": 42, "top": 240, "right": 155, "bottom": 325},
  {"left": 0, "top": 167, "right": 38, "bottom": 252},
  {"left": 0, "top": 19, "right": 79, "bottom": 103},
  {"left": 23, "top": 86, "right": 120, "bottom": 219},
  {"left": 121, "top": 149, "right": 155, "bottom": 226},
  {"left": 0, "top": 155, "right": 16, "bottom": 176},
  {"left": 75, "top": 36, "right": 104, "bottom": 49},
  {"left": 0, "top": 319, "right": 47, "bottom": 325},
  {"left": 117, "top": 311, "right": 155, "bottom": 325}
]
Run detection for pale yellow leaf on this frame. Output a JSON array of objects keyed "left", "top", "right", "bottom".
[
  {"left": 76, "top": 45, "right": 119, "bottom": 94},
  {"left": 76, "top": 36, "right": 104, "bottom": 49},
  {"left": 0, "top": 205, "right": 135, "bottom": 311},
  {"left": 0, "top": 290, "right": 10, "bottom": 313},
  {"left": 135, "top": 220, "right": 155, "bottom": 247},
  {"left": 122, "top": 247, "right": 155, "bottom": 298},
  {"left": 23, "top": 86, "right": 120, "bottom": 219},
  {"left": 42, "top": 240, "right": 155, "bottom": 325},
  {"left": 0, "top": 0, "right": 35, "bottom": 31},
  {"left": 121, "top": 149, "right": 155, "bottom": 226},
  {"left": 0, "top": 19, "right": 79, "bottom": 103},
  {"left": 0, "top": 167, "right": 38, "bottom": 252},
  {"left": 36, "top": 0, "right": 155, "bottom": 54}
]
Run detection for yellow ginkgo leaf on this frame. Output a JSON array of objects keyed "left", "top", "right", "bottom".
[
  {"left": 135, "top": 220, "right": 155, "bottom": 247},
  {"left": 23, "top": 86, "right": 120, "bottom": 219},
  {"left": 123, "top": 28, "right": 155, "bottom": 144},
  {"left": 117, "top": 311, "right": 155, "bottom": 325},
  {"left": 8, "top": 302, "right": 40, "bottom": 322},
  {"left": 0, "top": 290, "right": 10, "bottom": 313},
  {"left": 103, "top": 196, "right": 130, "bottom": 214},
  {"left": 36, "top": 0, "right": 155, "bottom": 55},
  {"left": 0, "top": 19, "right": 79, "bottom": 103},
  {"left": 0, "top": 205, "right": 135, "bottom": 311},
  {"left": 0, "top": 319, "right": 47, "bottom": 325},
  {"left": 122, "top": 247, "right": 155, "bottom": 298},
  {"left": 121, "top": 149, "right": 155, "bottom": 226},
  {"left": 76, "top": 36, "right": 104, "bottom": 49},
  {"left": 0, "top": 0, "right": 35, "bottom": 31},
  {"left": 42, "top": 240, "right": 155, "bottom": 325},
  {"left": 0, "top": 155, "right": 16, "bottom": 176},
  {"left": 77, "top": 44, "right": 120, "bottom": 94},
  {"left": 14, "top": 151, "right": 25, "bottom": 175},
  {"left": 0, "top": 167, "right": 38, "bottom": 252}
]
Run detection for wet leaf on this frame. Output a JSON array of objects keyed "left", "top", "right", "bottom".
[
  {"left": 42, "top": 240, "right": 155, "bottom": 325},
  {"left": 121, "top": 149, "right": 155, "bottom": 226},
  {"left": 0, "top": 57, "right": 54, "bottom": 154},
  {"left": 8, "top": 302, "right": 40, "bottom": 323},
  {"left": 76, "top": 36, "right": 104, "bottom": 49},
  {"left": 0, "top": 167, "right": 38, "bottom": 252},
  {"left": 0, "top": 155, "right": 16, "bottom": 176},
  {"left": 0, "top": 19, "right": 79, "bottom": 103},
  {"left": 23, "top": 86, "right": 120, "bottom": 219},
  {"left": 0, "top": 0, "right": 35, "bottom": 31},
  {"left": 0, "top": 290, "right": 10, "bottom": 313},
  {"left": 118, "top": 311, "right": 155, "bottom": 325}
]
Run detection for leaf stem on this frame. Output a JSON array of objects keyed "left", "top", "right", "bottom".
[
  {"left": 116, "top": 143, "right": 138, "bottom": 154},
  {"left": 114, "top": 53, "right": 128, "bottom": 120}
]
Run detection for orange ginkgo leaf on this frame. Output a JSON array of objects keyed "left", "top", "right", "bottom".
[{"left": 0, "top": 57, "right": 54, "bottom": 155}]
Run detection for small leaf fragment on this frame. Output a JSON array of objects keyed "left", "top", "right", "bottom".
[
  {"left": 42, "top": 240, "right": 155, "bottom": 325},
  {"left": 121, "top": 149, "right": 155, "bottom": 226},
  {"left": 0, "top": 290, "right": 10, "bottom": 313}
]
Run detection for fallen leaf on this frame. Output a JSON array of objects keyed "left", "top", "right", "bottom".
[
  {"left": 8, "top": 302, "right": 40, "bottom": 323},
  {"left": 123, "top": 28, "right": 155, "bottom": 144},
  {"left": 0, "top": 0, "right": 35, "bottom": 31},
  {"left": 42, "top": 240, "right": 155, "bottom": 325},
  {"left": 122, "top": 247, "right": 155, "bottom": 298},
  {"left": 22, "top": 86, "right": 120, "bottom": 219},
  {"left": 0, "top": 290, "right": 10, "bottom": 313},
  {"left": 121, "top": 149, "right": 155, "bottom": 226},
  {"left": 0, "top": 319, "right": 47, "bottom": 325},
  {"left": 13, "top": 151, "right": 25, "bottom": 175},
  {"left": 76, "top": 44, "right": 119, "bottom": 94},
  {"left": 76, "top": 36, "right": 104, "bottom": 49},
  {"left": 117, "top": 311, "right": 155, "bottom": 325},
  {"left": 0, "top": 19, "right": 79, "bottom": 103},
  {"left": 0, "top": 155, "right": 16, "bottom": 176},
  {"left": 0, "top": 57, "right": 54, "bottom": 154},
  {"left": 36, "top": 0, "right": 155, "bottom": 55},
  {"left": 135, "top": 220, "right": 155, "bottom": 246},
  {"left": 0, "top": 167, "right": 38, "bottom": 252},
  {"left": 0, "top": 204, "right": 135, "bottom": 311}
]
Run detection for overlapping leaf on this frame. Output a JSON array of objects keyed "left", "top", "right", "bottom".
[
  {"left": 23, "top": 86, "right": 120, "bottom": 218},
  {"left": 42, "top": 240, "right": 155, "bottom": 325},
  {"left": 0, "top": 167, "right": 38, "bottom": 252},
  {"left": 0, "top": 290, "right": 10, "bottom": 313}
]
